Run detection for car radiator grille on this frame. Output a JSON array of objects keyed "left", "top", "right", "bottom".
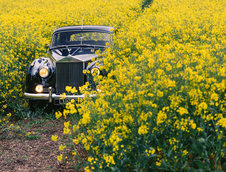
[{"left": 56, "top": 62, "right": 84, "bottom": 94}]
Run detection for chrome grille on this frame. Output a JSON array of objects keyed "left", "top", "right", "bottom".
[{"left": 56, "top": 62, "right": 84, "bottom": 94}]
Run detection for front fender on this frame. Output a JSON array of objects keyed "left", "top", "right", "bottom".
[{"left": 25, "top": 57, "right": 56, "bottom": 93}]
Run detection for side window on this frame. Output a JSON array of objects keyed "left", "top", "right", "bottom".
[{"left": 53, "top": 33, "right": 60, "bottom": 46}]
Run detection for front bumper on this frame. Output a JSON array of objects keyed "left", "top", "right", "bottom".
[{"left": 24, "top": 87, "right": 95, "bottom": 104}]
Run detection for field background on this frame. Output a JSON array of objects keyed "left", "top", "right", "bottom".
[{"left": 0, "top": 0, "right": 225, "bottom": 171}]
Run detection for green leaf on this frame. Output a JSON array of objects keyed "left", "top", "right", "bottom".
[
  {"left": 222, "top": 162, "right": 226, "bottom": 171},
  {"left": 194, "top": 160, "right": 207, "bottom": 169}
]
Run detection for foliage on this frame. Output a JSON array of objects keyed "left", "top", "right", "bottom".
[
  {"left": 55, "top": 0, "right": 226, "bottom": 171},
  {"left": 0, "top": 0, "right": 225, "bottom": 171},
  {"left": 141, "top": 0, "right": 153, "bottom": 9}
]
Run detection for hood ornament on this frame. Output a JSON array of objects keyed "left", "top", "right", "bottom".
[{"left": 66, "top": 45, "right": 72, "bottom": 56}]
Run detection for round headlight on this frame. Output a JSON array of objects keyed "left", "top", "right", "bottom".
[
  {"left": 35, "top": 84, "right": 43, "bottom": 93},
  {"left": 91, "top": 68, "right": 100, "bottom": 75},
  {"left": 39, "top": 68, "right": 49, "bottom": 78}
]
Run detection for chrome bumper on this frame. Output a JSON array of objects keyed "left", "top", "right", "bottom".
[{"left": 24, "top": 87, "right": 95, "bottom": 103}]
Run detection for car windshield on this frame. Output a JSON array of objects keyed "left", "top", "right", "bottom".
[{"left": 51, "top": 31, "right": 111, "bottom": 48}]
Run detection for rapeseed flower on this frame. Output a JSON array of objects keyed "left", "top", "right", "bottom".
[
  {"left": 138, "top": 124, "right": 149, "bottom": 135},
  {"left": 51, "top": 135, "right": 58, "bottom": 142},
  {"left": 217, "top": 118, "right": 226, "bottom": 128},
  {"left": 59, "top": 144, "right": 66, "bottom": 151},
  {"left": 57, "top": 154, "right": 63, "bottom": 162}
]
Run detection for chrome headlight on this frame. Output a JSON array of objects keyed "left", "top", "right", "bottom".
[
  {"left": 91, "top": 68, "right": 100, "bottom": 75},
  {"left": 39, "top": 68, "right": 49, "bottom": 78}
]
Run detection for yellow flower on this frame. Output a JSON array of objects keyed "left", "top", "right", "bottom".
[
  {"left": 216, "top": 118, "right": 226, "bottom": 128},
  {"left": 157, "top": 90, "right": 164, "bottom": 97},
  {"left": 150, "top": 148, "right": 155, "bottom": 154},
  {"left": 191, "top": 123, "right": 196, "bottom": 129},
  {"left": 182, "top": 150, "right": 188, "bottom": 156},
  {"left": 146, "top": 148, "right": 155, "bottom": 156},
  {"left": 197, "top": 127, "right": 203, "bottom": 132},
  {"left": 59, "top": 144, "right": 66, "bottom": 151},
  {"left": 157, "top": 111, "right": 167, "bottom": 125},
  {"left": 64, "top": 121, "right": 70, "bottom": 128},
  {"left": 7, "top": 113, "right": 11, "bottom": 117},
  {"left": 55, "top": 111, "right": 62, "bottom": 119},
  {"left": 156, "top": 160, "right": 161, "bottom": 166},
  {"left": 60, "top": 93, "right": 66, "bottom": 99},
  {"left": 210, "top": 93, "right": 218, "bottom": 101},
  {"left": 51, "top": 135, "right": 58, "bottom": 142},
  {"left": 73, "top": 138, "right": 80, "bottom": 145},
  {"left": 88, "top": 156, "right": 94, "bottom": 162},
  {"left": 103, "top": 154, "right": 115, "bottom": 167},
  {"left": 199, "top": 102, "right": 208, "bottom": 110},
  {"left": 177, "top": 107, "right": 188, "bottom": 115},
  {"left": 138, "top": 124, "right": 149, "bottom": 135},
  {"left": 83, "top": 69, "right": 87, "bottom": 74},
  {"left": 63, "top": 127, "right": 71, "bottom": 134},
  {"left": 57, "top": 154, "right": 63, "bottom": 162},
  {"left": 26, "top": 132, "right": 31, "bottom": 136},
  {"left": 65, "top": 86, "right": 72, "bottom": 92},
  {"left": 84, "top": 166, "right": 91, "bottom": 172},
  {"left": 71, "top": 87, "right": 77, "bottom": 94}
]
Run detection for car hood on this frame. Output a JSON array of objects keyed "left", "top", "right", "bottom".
[{"left": 50, "top": 49, "right": 100, "bottom": 63}]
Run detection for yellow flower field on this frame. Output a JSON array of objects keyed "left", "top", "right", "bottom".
[
  {"left": 0, "top": 0, "right": 142, "bottom": 114},
  {"left": 0, "top": 0, "right": 225, "bottom": 171}
]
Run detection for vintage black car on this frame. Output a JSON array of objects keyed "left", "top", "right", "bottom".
[{"left": 24, "top": 25, "right": 114, "bottom": 105}]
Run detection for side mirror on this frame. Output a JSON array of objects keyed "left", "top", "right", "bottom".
[{"left": 44, "top": 44, "right": 50, "bottom": 49}]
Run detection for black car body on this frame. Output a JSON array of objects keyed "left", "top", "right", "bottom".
[{"left": 24, "top": 25, "right": 114, "bottom": 105}]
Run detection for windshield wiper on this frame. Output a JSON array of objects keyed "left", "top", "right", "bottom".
[{"left": 50, "top": 45, "right": 82, "bottom": 50}]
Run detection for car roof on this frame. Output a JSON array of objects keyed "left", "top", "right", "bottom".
[{"left": 53, "top": 25, "right": 114, "bottom": 33}]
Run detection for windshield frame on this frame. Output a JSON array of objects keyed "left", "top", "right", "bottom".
[{"left": 50, "top": 30, "right": 112, "bottom": 49}]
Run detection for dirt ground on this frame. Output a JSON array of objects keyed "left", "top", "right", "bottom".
[{"left": 0, "top": 118, "right": 85, "bottom": 172}]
